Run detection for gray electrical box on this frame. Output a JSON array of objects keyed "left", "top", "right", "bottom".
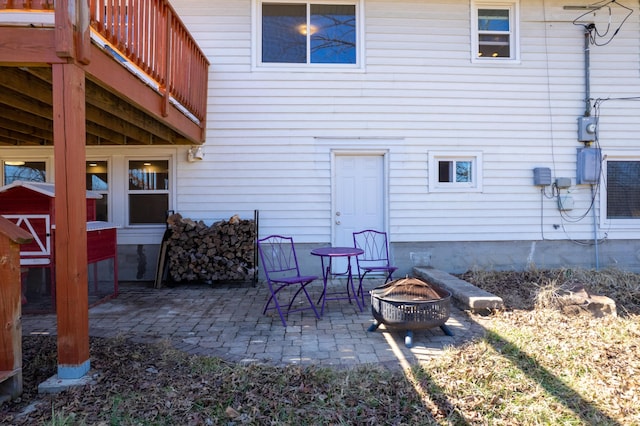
[
  {"left": 533, "top": 167, "right": 552, "bottom": 186},
  {"left": 576, "top": 147, "right": 601, "bottom": 184},
  {"left": 555, "top": 177, "right": 572, "bottom": 189},
  {"left": 558, "top": 195, "right": 574, "bottom": 211},
  {"left": 578, "top": 116, "right": 598, "bottom": 142}
]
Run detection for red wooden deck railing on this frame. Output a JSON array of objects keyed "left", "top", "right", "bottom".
[{"left": 0, "top": 0, "right": 209, "bottom": 126}]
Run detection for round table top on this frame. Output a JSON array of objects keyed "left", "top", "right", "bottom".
[{"left": 310, "top": 246, "right": 364, "bottom": 257}]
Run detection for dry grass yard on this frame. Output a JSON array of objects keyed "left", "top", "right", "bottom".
[{"left": 1, "top": 268, "right": 639, "bottom": 425}]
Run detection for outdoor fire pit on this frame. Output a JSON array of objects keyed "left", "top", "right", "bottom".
[{"left": 368, "top": 276, "right": 453, "bottom": 347}]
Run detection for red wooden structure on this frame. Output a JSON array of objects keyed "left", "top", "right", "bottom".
[
  {"left": 0, "top": 215, "right": 33, "bottom": 402},
  {"left": 0, "top": 0, "right": 209, "bottom": 140},
  {"left": 0, "top": 181, "right": 118, "bottom": 313},
  {"left": 0, "top": 0, "right": 208, "bottom": 381}
]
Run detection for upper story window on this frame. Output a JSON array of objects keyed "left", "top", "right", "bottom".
[
  {"left": 472, "top": 1, "right": 519, "bottom": 62},
  {"left": 428, "top": 152, "right": 483, "bottom": 192},
  {"left": 258, "top": 1, "right": 359, "bottom": 67},
  {"left": 128, "top": 159, "right": 170, "bottom": 225}
]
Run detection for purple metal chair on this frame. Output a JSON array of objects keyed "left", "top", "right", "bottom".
[
  {"left": 257, "top": 235, "right": 320, "bottom": 327},
  {"left": 353, "top": 230, "right": 398, "bottom": 305}
]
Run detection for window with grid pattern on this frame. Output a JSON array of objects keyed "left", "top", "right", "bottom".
[{"left": 472, "top": 1, "right": 519, "bottom": 61}]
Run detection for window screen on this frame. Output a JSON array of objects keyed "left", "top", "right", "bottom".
[{"left": 607, "top": 161, "right": 640, "bottom": 219}]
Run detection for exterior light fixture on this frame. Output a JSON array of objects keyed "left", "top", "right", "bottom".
[{"left": 187, "top": 146, "right": 205, "bottom": 162}]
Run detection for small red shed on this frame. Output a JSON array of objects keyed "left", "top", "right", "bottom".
[
  {"left": 0, "top": 181, "right": 118, "bottom": 313},
  {"left": 0, "top": 215, "right": 32, "bottom": 402}
]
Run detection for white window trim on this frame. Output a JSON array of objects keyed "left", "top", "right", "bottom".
[
  {"left": 86, "top": 158, "right": 112, "bottom": 222},
  {"left": 471, "top": 0, "right": 520, "bottom": 63},
  {"left": 600, "top": 151, "right": 640, "bottom": 229},
  {"left": 1, "top": 156, "right": 52, "bottom": 184},
  {"left": 252, "top": 0, "right": 365, "bottom": 72},
  {"left": 125, "top": 156, "right": 173, "bottom": 228},
  {"left": 1, "top": 147, "right": 177, "bottom": 245},
  {"left": 428, "top": 151, "right": 483, "bottom": 193}
]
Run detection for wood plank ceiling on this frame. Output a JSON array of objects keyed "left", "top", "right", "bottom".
[{"left": 0, "top": 66, "right": 194, "bottom": 147}]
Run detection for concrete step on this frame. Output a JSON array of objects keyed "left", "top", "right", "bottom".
[{"left": 413, "top": 267, "right": 504, "bottom": 314}]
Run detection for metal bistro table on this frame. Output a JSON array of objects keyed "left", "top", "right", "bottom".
[{"left": 311, "top": 246, "right": 364, "bottom": 315}]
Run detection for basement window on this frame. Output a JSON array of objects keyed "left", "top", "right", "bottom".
[
  {"left": 605, "top": 159, "right": 640, "bottom": 220},
  {"left": 428, "top": 152, "right": 483, "bottom": 192}
]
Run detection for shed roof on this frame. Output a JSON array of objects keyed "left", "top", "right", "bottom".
[{"left": 0, "top": 180, "right": 102, "bottom": 199}]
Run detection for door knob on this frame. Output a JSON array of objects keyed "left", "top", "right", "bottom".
[
  {"left": 336, "top": 220, "right": 341, "bottom": 225},
  {"left": 336, "top": 211, "right": 341, "bottom": 216}
]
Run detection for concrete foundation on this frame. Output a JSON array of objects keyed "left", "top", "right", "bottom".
[
  {"left": 38, "top": 374, "right": 95, "bottom": 394},
  {"left": 117, "top": 244, "right": 161, "bottom": 281},
  {"left": 392, "top": 239, "right": 640, "bottom": 274},
  {"left": 115, "top": 239, "right": 640, "bottom": 282}
]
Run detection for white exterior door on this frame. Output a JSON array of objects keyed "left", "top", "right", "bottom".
[{"left": 333, "top": 154, "right": 385, "bottom": 272}]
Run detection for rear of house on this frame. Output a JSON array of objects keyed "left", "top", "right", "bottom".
[{"left": 3, "top": 0, "right": 640, "bottom": 280}]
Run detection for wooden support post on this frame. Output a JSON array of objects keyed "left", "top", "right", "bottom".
[
  {"left": 52, "top": 62, "right": 90, "bottom": 379},
  {"left": 0, "top": 216, "right": 33, "bottom": 402}
]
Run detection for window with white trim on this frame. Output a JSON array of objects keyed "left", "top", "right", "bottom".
[
  {"left": 2, "top": 160, "right": 47, "bottom": 185},
  {"left": 472, "top": 1, "right": 519, "bottom": 61},
  {"left": 428, "top": 152, "right": 483, "bottom": 192},
  {"left": 1, "top": 148, "right": 176, "bottom": 243},
  {"left": 605, "top": 158, "right": 640, "bottom": 220},
  {"left": 258, "top": 0, "right": 359, "bottom": 66},
  {"left": 127, "top": 159, "right": 170, "bottom": 225},
  {"left": 86, "top": 160, "right": 109, "bottom": 222}
]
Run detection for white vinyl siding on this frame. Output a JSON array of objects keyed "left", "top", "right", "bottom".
[
  {"left": 167, "top": 0, "right": 640, "bottom": 244},
  {"left": 10, "top": 0, "right": 640, "bottom": 247}
]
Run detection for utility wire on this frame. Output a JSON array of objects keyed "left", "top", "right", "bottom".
[{"left": 572, "top": 0, "right": 633, "bottom": 46}]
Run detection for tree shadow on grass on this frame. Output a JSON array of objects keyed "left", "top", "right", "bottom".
[
  {"left": 406, "top": 366, "right": 470, "bottom": 425},
  {"left": 485, "top": 329, "right": 621, "bottom": 425},
  {"left": 405, "top": 328, "right": 621, "bottom": 424}
]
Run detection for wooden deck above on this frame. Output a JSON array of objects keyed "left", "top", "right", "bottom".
[{"left": 0, "top": 0, "right": 209, "bottom": 146}]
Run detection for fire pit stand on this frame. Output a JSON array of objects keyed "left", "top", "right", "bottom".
[{"left": 368, "top": 277, "right": 453, "bottom": 348}]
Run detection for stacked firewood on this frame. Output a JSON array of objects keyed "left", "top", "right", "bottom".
[{"left": 166, "top": 213, "right": 256, "bottom": 283}]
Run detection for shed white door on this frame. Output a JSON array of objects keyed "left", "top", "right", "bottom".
[{"left": 333, "top": 154, "right": 385, "bottom": 272}]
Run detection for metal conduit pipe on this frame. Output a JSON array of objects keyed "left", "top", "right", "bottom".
[
  {"left": 584, "top": 25, "right": 593, "bottom": 115},
  {"left": 584, "top": 24, "right": 600, "bottom": 270}
]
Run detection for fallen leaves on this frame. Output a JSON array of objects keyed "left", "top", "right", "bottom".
[{"left": 1, "top": 269, "right": 638, "bottom": 425}]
